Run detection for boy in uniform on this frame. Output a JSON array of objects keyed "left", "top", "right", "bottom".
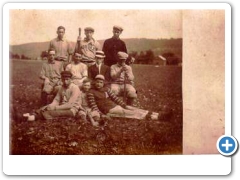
[{"left": 74, "top": 27, "right": 101, "bottom": 67}]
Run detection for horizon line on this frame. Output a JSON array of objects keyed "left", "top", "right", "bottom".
[{"left": 10, "top": 37, "right": 183, "bottom": 46}]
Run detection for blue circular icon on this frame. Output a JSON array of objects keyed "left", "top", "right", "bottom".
[{"left": 217, "top": 135, "right": 238, "bottom": 156}]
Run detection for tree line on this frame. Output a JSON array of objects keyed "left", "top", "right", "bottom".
[
  {"left": 10, "top": 49, "right": 181, "bottom": 65},
  {"left": 129, "top": 50, "right": 181, "bottom": 65},
  {"left": 9, "top": 52, "right": 31, "bottom": 60}
]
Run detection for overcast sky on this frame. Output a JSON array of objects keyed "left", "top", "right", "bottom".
[{"left": 10, "top": 9, "right": 182, "bottom": 45}]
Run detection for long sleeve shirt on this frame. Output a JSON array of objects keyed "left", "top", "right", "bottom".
[
  {"left": 74, "top": 38, "right": 101, "bottom": 63},
  {"left": 87, "top": 87, "right": 126, "bottom": 114},
  {"left": 110, "top": 64, "right": 134, "bottom": 84},
  {"left": 49, "top": 83, "right": 81, "bottom": 115},
  {"left": 102, "top": 37, "right": 127, "bottom": 67}
]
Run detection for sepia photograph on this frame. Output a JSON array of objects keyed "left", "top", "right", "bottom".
[
  {"left": 9, "top": 8, "right": 183, "bottom": 155},
  {"left": 3, "top": 2, "right": 232, "bottom": 176}
]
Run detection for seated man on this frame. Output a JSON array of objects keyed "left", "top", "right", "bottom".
[
  {"left": 88, "top": 51, "right": 111, "bottom": 83},
  {"left": 87, "top": 75, "right": 172, "bottom": 121},
  {"left": 110, "top": 51, "right": 137, "bottom": 105},
  {"left": 77, "top": 78, "right": 100, "bottom": 126},
  {"left": 23, "top": 71, "right": 81, "bottom": 121},
  {"left": 65, "top": 53, "right": 88, "bottom": 88},
  {"left": 39, "top": 48, "right": 64, "bottom": 105}
]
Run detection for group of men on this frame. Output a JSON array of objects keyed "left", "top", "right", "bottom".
[{"left": 23, "top": 25, "right": 172, "bottom": 126}]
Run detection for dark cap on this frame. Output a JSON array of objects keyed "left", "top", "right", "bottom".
[
  {"left": 84, "top": 27, "right": 94, "bottom": 32},
  {"left": 113, "top": 25, "right": 123, "bottom": 31},
  {"left": 61, "top": 71, "right": 72, "bottom": 78}
]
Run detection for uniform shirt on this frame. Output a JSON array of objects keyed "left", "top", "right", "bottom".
[
  {"left": 65, "top": 62, "right": 88, "bottom": 80},
  {"left": 102, "top": 37, "right": 127, "bottom": 67},
  {"left": 74, "top": 38, "right": 101, "bottom": 63},
  {"left": 50, "top": 83, "right": 81, "bottom": 115},
  {"left": 110, "top": 64, "right": 134, "bottom": 84},
  {"left": 49, "top": 37, "right": 73, "bottom": 61},
  {"left": 39, "top": 60, "right": 64, "bottom": 82},
  {"left": 87, "top": 87, "right": 126, "bottom": 114}
]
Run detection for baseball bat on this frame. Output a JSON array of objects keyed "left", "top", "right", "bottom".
[
  {"left": 79, "top": 28, "right": 81, "bottom": 36},
  {"left": 77, "top": 28, "right": 81, "bottom": 53}
]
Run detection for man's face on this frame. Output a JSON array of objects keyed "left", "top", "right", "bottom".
[
  {"left": 118, "top": 58, "right": 126, "bottom": 66},
  {"left": 113, "top": 29, "right": 122, "bottom": 38},
  {"left": 62, "top": 77, "right": 71, "bottom": 88},
  {"left": 48, "top": 51, "right": 55, "bottom": 61},
  {"left": 73, "top": 54, "right": 82, "bottom": 64},
  {"left": 95, "top": 79, "right": 104, "bottom": 89},
  {"left": 96, "top": 57, "right": 104, "bottom": 65},
  {"left": 57, "top": 28, "right": 65, "bottom": 39},
  {"left": 85, "top": 30, "right": 93, "bottom": 40},
  {"left": 82, "top": 82, "right": 91, "bottom": 92}
]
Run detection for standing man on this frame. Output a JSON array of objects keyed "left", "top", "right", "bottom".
[
  {"left": 74, "top": 27, "right": 101, "bottom": 67},
  {"left": 102, "top": 26, "right": 127, "bottom": 67},
  {"left": 110, "top": 52, "right": 137, "bottom": 106},
  {"left": 65, "top": 53, "right": 88, "bottom": 88},
  {"left": 88, "top": 51, "right": 111, "bottom": 83},
  {"left": 49, "top": 26, "right": 73, "bottom": 68},
  {"left": 39, "top": 48, "right": 64, "bottom": 106}
]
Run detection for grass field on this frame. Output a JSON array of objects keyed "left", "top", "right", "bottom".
[{"left": 10, "top": 60, "right": 182, "bottom": 155}]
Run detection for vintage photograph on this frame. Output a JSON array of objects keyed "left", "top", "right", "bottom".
[{"left": 9, "top": 9, "right": 183, "bottom": 155}]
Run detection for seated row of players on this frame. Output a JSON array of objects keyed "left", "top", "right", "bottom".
[
  {"left": 24, "top": 71, "right": 170, "bottom": 126},
  {"left": 40, "top": 48, "right": 137, "bottom": 107}
]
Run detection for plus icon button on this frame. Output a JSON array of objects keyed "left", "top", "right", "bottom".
[
  {"left": 222, "top": 139, "right": 233, "bottom": 151},
  {"left": 217, "top": 135, "right": 238, "bottom": 156}
]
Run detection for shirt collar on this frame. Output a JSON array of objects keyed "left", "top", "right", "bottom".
[
  {"left": 96, "top": 63, "right": 102, "bottom": 67},
  {"left": 112, "top": 36, "right": 120, "bottom": 40},
  {"left": 117, "top": 63, "right": 122, "bottom": 67},
  {"left": 48, "top": 60, "right": 55, "bottom": 64},
  {"left": 84, "top": 37, "right": 95, "bottom": 43},
  {"left": 57, "top": 37, "right": 65, "bottom": 41}
]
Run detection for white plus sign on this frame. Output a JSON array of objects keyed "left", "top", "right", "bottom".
[{"left": 222, "top": 139, "right": 233, "bottom": 151}]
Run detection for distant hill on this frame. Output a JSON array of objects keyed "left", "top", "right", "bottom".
[{"left": 10, "top": 38, "right": 182, "bottom": 60}]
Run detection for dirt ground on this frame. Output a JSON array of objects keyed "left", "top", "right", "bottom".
[{"left": 10, "top": 60, "right": 182, "bottom": 155}]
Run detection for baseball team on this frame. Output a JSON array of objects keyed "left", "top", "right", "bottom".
[{"left": 23, "top": 25, "right": 172, "bottom": 126}]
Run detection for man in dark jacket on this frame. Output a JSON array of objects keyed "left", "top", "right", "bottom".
[
  {"left": 102, "top": 26, "right": 127, "bottom": 67},
  {"left": 88, "top": 51, "right": 111, "bottom": 83}
]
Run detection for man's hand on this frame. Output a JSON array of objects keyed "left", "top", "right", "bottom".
[
  {"left": 77, "top": 36, "right": 82, "bottom": 41},
  {"left": 121, "top": 65, "right": 128, "bottom": 73}
]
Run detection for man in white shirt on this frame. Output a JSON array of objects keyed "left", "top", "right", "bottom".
[{"left": 65, "top": 53, "right": 88, "bottom": 88}]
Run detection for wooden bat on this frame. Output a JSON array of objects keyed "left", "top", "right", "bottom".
[
  {"left": 77, "top": 28, "right": 81, "bottom": 53},
  {"left": 79, "top": 28, "right": 81, "bottom": 37}
]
